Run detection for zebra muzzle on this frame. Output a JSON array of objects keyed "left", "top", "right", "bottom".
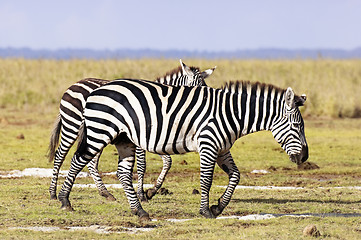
[{"left": 290, "top": 145, "right": 309, "bottom": 165}]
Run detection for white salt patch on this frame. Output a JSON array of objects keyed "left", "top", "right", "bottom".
[
  {"left": 238, "top": 214, "right": 276, "bottom": 220},
  {"left": 216, "top": 185, "right": 304, "bottom": 190},
  {"left": 67, "top": 225, "right": 113, "bottom": 234},
  {"left": 122, "top": 226, "right": 155, "bottom": 234},
  {"left": 9, "top": 225, "right": 155, "bottom": 234},
  {"left": 251, "top": 169, "right": 270, "bottom": 174},
  {"left": 217, "top": 185, "right": 361, "bottom": 190},
  {"left": 166, "top": 218, "right": 193, "bottom": 223},
  {"left": 74, "top": 183, "right": 154, "bottom": 189},
  {"left": 217, "top": 214, "right": 275, "bottom": 220},
  {"left": 0, "top": 168, "right": 88, "bottom": 178},
  {"left": 9, "top": 226, "right": 61, "bottom": 232}
]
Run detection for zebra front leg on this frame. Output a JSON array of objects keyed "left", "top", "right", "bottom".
[
  {"left": 135, "top": 147, "right": 147, "bottom": 202},
  {"left": 198, "top": 146, "right": 217, "bottom": 218},
  {"left": 211, "top": 151, "right": 240, "bottom": 217},
  {"left": 87, "top": 151, "right": 116, "bottom": 201},
  {"left": 116, "top": 142, "right": 150, "bottom": 221},
  {"left": 58, "top": 153, "right": 91, "bottom": 211},
  {"left": 145, "top": 154, "right": 172, "bottom": 200}
]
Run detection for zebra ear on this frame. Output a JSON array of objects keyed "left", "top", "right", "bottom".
[
  {"left": 295, "top": 94, "right": 307, "bottom": 107},
  {"left": 180, "top": 59, "right": 194, "bottom": 77},
  {"left": 200, "top": 66, "right": 217, "bottom": 79},
  {"left": 285, "top": 87, "right": 295, "bottom": 108}
]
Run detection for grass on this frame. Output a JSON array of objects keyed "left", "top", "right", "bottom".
[
  {"left": 1, "top": 58, "right": 361, "bottom": 117},
  {"left": 0, "top": 59, "right": 360, "bottom": 239}
]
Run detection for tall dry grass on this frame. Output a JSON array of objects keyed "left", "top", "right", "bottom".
[{"left": 0, "top": 58, "right": 360, "bottom": 117}]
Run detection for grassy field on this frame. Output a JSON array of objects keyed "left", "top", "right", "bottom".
[{"left": 0, "top": 59, "right": 360, "bottom": 239}]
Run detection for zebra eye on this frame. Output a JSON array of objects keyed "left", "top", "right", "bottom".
[{"left": 292, "top": 123, "right": 300, "bottom": 128}]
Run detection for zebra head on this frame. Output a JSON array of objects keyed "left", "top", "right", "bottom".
[
  {"left": 271, "top": 87, "right": 308, "bottom": 165},
  {"left": 179, "top": 59, "right": 216, "bottom": 86}
]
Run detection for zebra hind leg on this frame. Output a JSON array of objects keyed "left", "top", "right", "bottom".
[
  {"left": 211, "top": 151, "right": 240, "bottom": 217},
  {"left": 58, "top": 153, "right": 92, "bottom": 211},
  {"left": 49, "top": 138, "right": 75, "bottom": 200},
  {"left": 116, "top": 142, "right": 150, "bottom": 221},
  {"left": 86, "top": 151, "right": 116, "bottom": 201},
  {"left": 145, "top": 154, "right": 172, "bottom": 200}
]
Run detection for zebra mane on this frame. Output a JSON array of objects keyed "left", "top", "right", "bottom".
[
  {"left": 222, "top": 80, "right": 286, "bottom": 96},
  {"left": 155, "top": 65, "right": 200, "bottom": 83}
]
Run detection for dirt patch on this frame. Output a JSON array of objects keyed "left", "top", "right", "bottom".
[
  {"left": 158, "top": 187, "right": 172, "bottom": 195},
  {"left": 303, "top": 224, "right": 321, "bottom": 237},
  {"left": 192, "top": 189, "right": 200, "bottom": 194},
  {"left": 180, "top": 160, "right": 188, "bottom": 165},
  {"left": 16, "top": 133, "right": 25, "bottom": 139},
  {"left": 298, "top": 162, "right": 320, "bottom": 170},
  {"left": 268, "top": 166, "right": 277, "bottom": 171}
]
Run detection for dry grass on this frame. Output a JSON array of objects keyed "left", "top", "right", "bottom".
[{"left": 1, "top": 58, "right": 361, "bottom": 117}]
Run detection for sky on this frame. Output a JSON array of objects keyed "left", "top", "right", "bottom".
[{"left": 1, "top": 0, "right": 360, "bottom": 51}]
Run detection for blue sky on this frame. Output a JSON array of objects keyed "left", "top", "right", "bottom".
[{"left": 1, "top": 0, "right": 360, "bottom": 51}]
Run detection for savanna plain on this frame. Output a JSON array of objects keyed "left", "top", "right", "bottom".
[{"left": 0, "top": 59, "right": 360, "bottom": 239}]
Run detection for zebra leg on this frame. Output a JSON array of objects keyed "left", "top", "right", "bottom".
[
  {"left": 135, "top": 147, "right": 147, "bottom": 202},
  {"left": 145, "top": 154, "right": 172, "bottom": 200},
  {"left": 198, "top": 145, "right": 218, "bottom": 218},
  {"left": 58, "top": 153, "right": 92, "bottom": 211},
  {"left": 115, "top": 142, "right": 150, "bottom": 221},
  {"left": 211, "top": 151, "right": 240, "bottom": 217},
  {"left": 86, "top": 150, "right": 116, "bottom": 201},
  {"left": 49, "top": 134, "right": 77, "bottom": 200}
]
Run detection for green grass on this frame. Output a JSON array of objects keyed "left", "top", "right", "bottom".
[{"left": 0, "top": 108, "right": 360, "bottom": 239}]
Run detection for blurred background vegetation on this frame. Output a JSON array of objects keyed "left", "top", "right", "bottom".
[{"left": 0, "top": 58, "right": 360, "bottom": 118}]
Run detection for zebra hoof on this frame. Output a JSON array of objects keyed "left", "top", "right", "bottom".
[
  {"left": 145, "top": 188, "right": 156, "bottom": 200},
  {"left": 132, "top": 209, "right": 151, "bottom": 221},
  {"left": 61, "top": 205, "right": 74, "bottom": 211},
  {"left": 50, "top": 194, "right": 57, "bottom": 200},
  {"left": 138, "top": 210, "right": 151, "bottom": 222},
  {"left": 60, "top": 203, "right": 74, "bottom": 211},
  {"left": 59, "top": 198, "right": 73, "bottom": 211},
  {"left": 100, "top": 191, "right": 117, "bottom": 201},
  {"left": 199, "top": 208, "right": 216, "bottom": 219},
  {"left": 106, "top": 194, "right": 117, "bottom": 201},
  {"left": 210, "top": 205, "right": 223, "bottom": 217}
]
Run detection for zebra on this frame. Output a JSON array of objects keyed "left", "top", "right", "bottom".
[
  {"left": 57, "top": 79, "right": 308, "bottom": 220},
  {"left": 48, "top": 60, "right": 216, "bottom": 201}
]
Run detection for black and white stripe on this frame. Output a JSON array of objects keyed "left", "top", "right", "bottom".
[
  {"left": 58, "top": 79, "right": 308, "bottom": 219},
  {"left": 48, "top": 60, "right": 215, "bottom": 201}
]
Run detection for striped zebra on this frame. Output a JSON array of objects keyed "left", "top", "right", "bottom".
[
  {"left": 48, "top": 60, "right": 216, "bottom": 201},
  {"left": 58, "top": 79, "right": 308, "bottom": 220}
]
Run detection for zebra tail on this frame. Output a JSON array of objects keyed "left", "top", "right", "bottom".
[
  {"left": 47, "top": 114, "right": 62, "bottom": 162},
  {"left": 76, "top": 121, "right": 87, "bottom": 155}
]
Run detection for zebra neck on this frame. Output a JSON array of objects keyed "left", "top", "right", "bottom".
[
  {"left": 156, "top": 72, "right": 183, "bottom": 86},
  {"left": 234, "top": 86, "right": 285, "bottom": 137}
]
